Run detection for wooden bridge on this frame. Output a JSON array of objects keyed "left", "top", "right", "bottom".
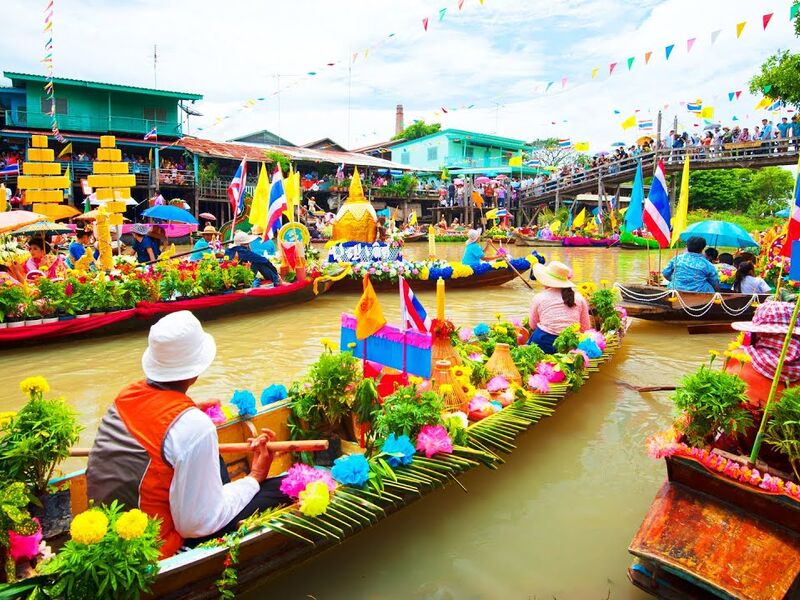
[{"left": 517, "top": 139, "right": 799, "bottom": 223}]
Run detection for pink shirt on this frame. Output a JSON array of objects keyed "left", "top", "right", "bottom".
[{"left": 528, "top": 287, "right": 592, "bottom": 335}]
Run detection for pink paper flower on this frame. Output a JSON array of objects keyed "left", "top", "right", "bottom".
[
  {"left": 458, "top": 327, "right": 473, "bottom": 342},
  {"left": 468, "top": 352, "right": 484, "bottom": 362},
  {"left": 570, "top": 349, "right": 590, "bottom": 367},
  {"left": 280, "top": 463, "right": 337, "bottom": 499},
  {"left": 9, "top": 519, "right": 42, "bottom": 561},
  {"left": 585, "top": 329, "right": 607, "bottom": 350},
  {"left": 203, "top": 403, "right": 226, "bottom": 425},
  {"left": 616, "top": 306, "right": 627, "bottom": 320},
  {"left": 486, "top": 375, "right": 509, "bottom": 392},
  {"left": 527, "top": 374, "right": 550, "bottom": 394},
  {"left": 536, "top": 362, "right": 565, "bottom": 383},
  {"left": 415, "top": 424, "right": 453, "bottom": 458},
  {"left": 511, "top": 318, "right": 523, "bottom": 328}
]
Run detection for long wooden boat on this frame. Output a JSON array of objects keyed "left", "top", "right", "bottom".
[
  {"left": 616, "top": 283, "right": 769, "bottom": 324},
  {"left": 629, "top": 454, "right": 800, "bottom": 599},
  {"left": 511, "top": 230, "right": 563, "bottom": 247},
  {"left": 0, "top": 278, "right": 333, "bottom": 349},
  {"left": 329, "top": 264, "right": 526, "bottom": 293},
  {"left": 619, "top": 232, "right": 660, "bottom": 250},
  {"left": 10, "top": 325, "right": 626, "bottom": 599},
  {"left": 402, "top": 232, "right": 428, "bottom": 243},
  {"left": 562, "top": 235, "right": 615, "bottom": 247}
]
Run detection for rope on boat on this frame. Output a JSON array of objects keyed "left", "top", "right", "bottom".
[
  {"left": 614, "top": 283, "right": 760, "bottom": 318},
  {"left": 313, "top": 264, "right": 352, "bottom": 295}
]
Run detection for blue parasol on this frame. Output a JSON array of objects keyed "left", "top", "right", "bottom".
[
  {"left": 142, "top": 205, "right": 198, "bottom": 224},
  {"left": 776, "top": 207, "right": 790, "bottom": 218},
  {"left": 678, "top": 220, "right": 758, "bottom": 248}
]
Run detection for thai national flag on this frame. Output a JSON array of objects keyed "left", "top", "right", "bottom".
[
  {"left": 558, "top": 138, "right": 572, "bottom": 149},
  {"left": 638, "top": 119, "right": 653, "bottom": 130},
  {"left": 780, "top": 164, "right": 800, "bottom": 258},
  {"left": 686, "top": 102, "right": 702, "bottom": 114},
  {"left": 767, "top": 99, "right": 784, "bottom": 112},
  {"left": 399, "top": 276, "right": 430, "bottom": 332},
  {"left": 227, "top": 158, "right": 248, "bottom": 217},
  {"left": 525, "top": 158, "right": 542, "bottom": 167},
  {"left": 494, "top": 208, "right": 510, "bottom": 218},
  {"left": 266, "top": 167, "right": 288, "bottom": 239},
  {"left": 0, "top": 163, "right": 19, "bottom": 176},
  {"left": 643, "top": 159, "right": 672, "bottom": 248},
  {"left": 143, "top": 127, "right": 157, "bottom": 140}
]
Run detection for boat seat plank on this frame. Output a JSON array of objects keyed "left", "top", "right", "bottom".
[{"left": 629, "top": 481, "right": 800, "bottom": 600}]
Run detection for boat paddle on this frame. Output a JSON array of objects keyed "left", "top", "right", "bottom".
[
  {"left": 69, "top": 439, "right": 329, "bottom": 457},
  {"left": 615, "top": 380, "right": 677, "bottom": 393},
  {"left": 488, "top": 240, "right": 534, "bottom": 291},
  {"left": 140, "top": 238, "right": 240, "bottom": 266}
]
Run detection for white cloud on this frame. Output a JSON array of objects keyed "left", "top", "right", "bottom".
[{"left": 2, "top": 0, "right": 797, "bottom": 151}]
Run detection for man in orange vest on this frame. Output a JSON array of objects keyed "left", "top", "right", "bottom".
[{"left": 87, "top": 311, "right": 288, "bottom": 557}]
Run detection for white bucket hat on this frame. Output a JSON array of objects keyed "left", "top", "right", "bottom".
[
  {"left": 466, "top": 228, "right": 482, "bottom": 244},
  {"left": 233, "top": 230, "right": 258, "bottom": 246},
  {"left": 141, "top": 311, "right": 216, "bottom": 382}
]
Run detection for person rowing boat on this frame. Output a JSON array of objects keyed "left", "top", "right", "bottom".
[{"left": 86, "top": 311, "right": 289, "bottom": 557}]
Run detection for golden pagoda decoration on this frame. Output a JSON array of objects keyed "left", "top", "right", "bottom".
[
  {"left": 17, "top": 135, "right": 71, "bottom": 216},
  {"left": 87, "top": 136, "right": 134, "bottom": 270},
  {"left": 331, "top": 167, "right": 377, "bottom": 243}
]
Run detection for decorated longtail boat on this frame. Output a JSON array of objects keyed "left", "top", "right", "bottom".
[
  {"left": 628, "top": 302, "right": 800, "bottom": 598},
  {"left": 615, "top": 283, "right": 768, "bottom": 325},
  {"left": 0, "top": 280, "right": 628, "bottom": 599},
  {"left": 562, "top": 235, "right": 617, "bottom": 248},
  {"left": 618, "top": 231, "right": 661, "bottom": 250},
  {"left": 511, "top": 229, "right": 563, "bottom": 247}
]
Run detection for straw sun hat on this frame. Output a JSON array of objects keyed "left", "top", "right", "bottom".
[
  {"left": 141, "top": 311, "right": 216, "bottom": 382},
  {"left": 233, "top": 230, "right": 258, "bottom": 246},
  {"left": 531, "top": 261, "right": 575, "bottom": 288},
  {"left": 200, "top": 225, "right": 219, "bottom": 236}
]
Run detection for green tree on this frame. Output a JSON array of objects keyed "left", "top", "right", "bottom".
[
  {"left": 747, "top": 167, "right": 794, "bottom": 216},
  {"left": 528, "top": 137, "right": 583, "bottom": 168},
  {"left": 749, "top": 10, "right": 800, "bottom": 106},
  {"left": 688, "top": 169, "right": 753, "bottom": 211},
  {"left": 392, "top": 120, "right": 441, "bottom": 141}
]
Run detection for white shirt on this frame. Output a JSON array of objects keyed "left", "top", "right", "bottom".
[
  {"left": 738, "top": 275, "right": 770, "bottom": 295},
  {"left": 162, "top": 408, "right": 260, "bottom": 538}
]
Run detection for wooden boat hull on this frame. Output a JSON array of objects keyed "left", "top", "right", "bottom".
[
  {"left": 617, "top": 284, "right": 767, "bottom": 324},
  {"left": 329, "top": 267, "right": 524, "bottom": 293},
  {"left": 511, "top": 232, "right": 563, "bottom": 247},
  {"left": 629, "top": 455, "right": 800, "bottom": 599},
  {"left": 402, "top": 233, "right": 428, "bottom": 242},
  {"left": 0, "top": 279, "right": 332, "bottom": 349},
  {"left": 562, "top": 236, "right": 614, "bottom": 247}
]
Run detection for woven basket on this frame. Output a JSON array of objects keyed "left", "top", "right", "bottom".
[
  {"left": 431, "top": 359, "right": 470, "bottom": 413},
  {"left": 485, "top": 343, "right": 522, "bottom": 385},
  {"left": 431, "top": 335, "right": 461, "bottom": 367}
]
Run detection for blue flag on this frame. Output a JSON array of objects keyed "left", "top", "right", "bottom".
[{"left": 624, "top": 160, "right": 644, "bottom": 232}]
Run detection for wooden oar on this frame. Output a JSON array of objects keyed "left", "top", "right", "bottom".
[
  {"left": 615, "top": 380, "right": 677, "bottom": 393},
  {"left": 489, "top": 240, "right": 534, "bottom": 291},
  {"left": 69, "top": 439, "right": 328, "bottom": 457}
]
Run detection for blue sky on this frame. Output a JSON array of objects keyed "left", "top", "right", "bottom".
[{"left": 2, "top": 0, "right": 798, "bottom": 150}]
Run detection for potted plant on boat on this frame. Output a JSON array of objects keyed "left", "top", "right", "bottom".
[
  {"left": 0, "top": 377, "right": 82, "bottom": 539},
  {"left": 0, "top": 481, "right": 39, "bottom": 583},
  {"left": 34, "top": 277, "right": 64, "bottom": 324},
  {"left": 0, "top": 282, "right": 29, "bottom": 329}
]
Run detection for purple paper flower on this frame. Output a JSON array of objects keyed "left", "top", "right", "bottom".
[
  {"left": 527, "top": 373, "right": 550, "bottom": 394},
  {"left": 280, "top": 463, "right": 337, "bottom": 499},
  {"left": 458, "top": 327, "right": 473, "bottom": 342},
  {"left": 486, "top": 375, "right": 509, "bottom": 392}
]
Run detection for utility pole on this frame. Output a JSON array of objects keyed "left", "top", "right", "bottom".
[
  {"left": 153, "top": 45, "right": 158, "bottom": 88},
  {"left": 347, "top": 51, "right": 353, "bottom": 149},
  {"left": 655, "top": 110, "right": 662, "bottom": 153}
]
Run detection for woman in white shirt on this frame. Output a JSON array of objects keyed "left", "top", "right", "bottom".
[{"left": 733, "top": 261, "right": 771, "bottom": 295}]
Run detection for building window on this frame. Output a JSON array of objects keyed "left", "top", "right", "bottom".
[
  {"left": 401, "top": 151, "right": 410, "bottom": 165},
  {"left": 40, "top": 97, "right": 67, "bottom": 115},
  {"left": 465, "top": 146, "right": 474, "bottom": 158},
  {"left": 144, "top": 107, "right": 167, "bottom": 122},
  {"left": 427, "top": 146, "right": 438, "bottom": 161}
]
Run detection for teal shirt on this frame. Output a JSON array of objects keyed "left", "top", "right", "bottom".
[
  {"left": 250, "top": 237, "right": 276, "bottom": 257},
  {"left": 462, "top": 243, "right": 484, "bottom": 266},
  {"left": 189, "top": 239, "right": 211, "bottom": 261}
]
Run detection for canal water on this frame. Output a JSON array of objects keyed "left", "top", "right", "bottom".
[{"left": 0, "top": 245, "right": 733, "bottom": 599}]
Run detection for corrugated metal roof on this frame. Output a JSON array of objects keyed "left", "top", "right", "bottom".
[
  {"left": 4, "top": 72, "right": 203, "bottom": 100},
  {"left": 178, "top": 137, "right": 423, "bottom": 170}
]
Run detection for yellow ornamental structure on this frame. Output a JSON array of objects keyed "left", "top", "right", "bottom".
[
  {"left": 331, "top": 167, "right": 377, "bottom": 243},
  {"left": 17, "top": 135, "right": 71, "bottom": 216},
  {"left": 87, "top": 136, "right": 133, "bottom": 270}
]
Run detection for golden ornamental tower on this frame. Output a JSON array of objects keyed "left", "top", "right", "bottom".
[{"left": 331, "top": 167, "right": 377, "bottom": 243}]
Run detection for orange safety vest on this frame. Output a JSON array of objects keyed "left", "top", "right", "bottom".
[
  {"left": 87, "top": 380, "right": 195, "bottom": 558},
  {"left": 726, "top": 359, "right": 786, "bottom": 408}
]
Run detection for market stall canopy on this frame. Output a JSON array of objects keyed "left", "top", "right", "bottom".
[
  {"left": 142, "top": 205, "right": 198, "bottom": 224},
  {"left": 0, "top": 210, "right": 48, "bottom": 234},
  {"left": 35, "top": 204, "right": 81, "bottom": 221},
  {"left": 177, "top": 136, "right": 420, "bottom": 171},
  {"left": 75, "top": 209, "right": 130, "bottom": 222},
  {"left": 678, "top": 220, "right": 758, "bottom": 248},
  {"left": 13, "top": 220, "right": 73, "bottom": 235}
]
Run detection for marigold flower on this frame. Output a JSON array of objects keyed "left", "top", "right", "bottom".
[
  {"left": 70, "top": 510, "right": 108, "bottom": 545},
  {"left": 439, "top": 383, "right": 453, "bottom": 395},
  {"left": 19, "top": 376, "right": 50, "bottom": 397},
  {"left": 114, "top": 509, "right": 149, "bottom": 541}
]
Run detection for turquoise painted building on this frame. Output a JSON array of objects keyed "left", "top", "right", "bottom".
[
  {"left": 390, "top": 129, "right": 530, "bottom": 171},
  {"left": 2, "top": 72, "right": 202, "bottom": 138}
]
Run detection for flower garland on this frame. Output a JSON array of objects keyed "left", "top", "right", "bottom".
[{"left": 345, "top": 254, "right": 538, "bottom": 283}]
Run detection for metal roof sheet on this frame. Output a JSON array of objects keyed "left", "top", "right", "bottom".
[{"left": 4, "top": 72, "right": 203, "bottom": 100}]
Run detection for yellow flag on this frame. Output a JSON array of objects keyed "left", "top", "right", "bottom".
[
  {"left": 736, "top": 21, "right": 746, "bottom": 38},
  {"left": 573, "top": 141, "right": 590, "bottom": 152},
  {"left": 409, "top": 211, "right": 417, "bottom": 225},
  {"left": 0, "top": 184, "right": 6, "bottom": 213},
  {"left": 354, "top": 276, "right": 386, "bottom": 340},
  {"left": 508, "top": 153, "right": 523, "bottom": 167},
  {"left": 64, "top": 166, "right": 71, "bottom": 182},
  {"left": 591, "top": 67, "right": 599, "bottom": 79},
  {"left": 572, "top": 208, "right": 586, "bottom": 228},
  {"left": 610, "top": 209, "right": 617, "bottom": 229},
  {"left": 57, "top": 142, "right": 73, "bottom": 159},
  {"left": 248, "top": 163, "right": 270, "bottom": 231},
  {"left": 586, "top": 217, "right": 597, "bottom": 233},
  {"left": 550, "top": 219, "right": 561, "bottom": 232},
  {"left": 621, "top": 115, "right": 637, "bottom": 130},
  {"left": 671, "top": 154, "right": 690, "bottom": 247},
  {"left": 754, "top": 96, "right": 771, "bottom": 110},
  {"left": 699, "top": 106, "right": 714, "bottom": 119},
  {"left": 284, "top": 165, "right": 299, "bottom": 221}
]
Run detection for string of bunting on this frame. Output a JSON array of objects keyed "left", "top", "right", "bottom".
[{"left": 42, "top": 0, "right": 65, "bottom": 143}]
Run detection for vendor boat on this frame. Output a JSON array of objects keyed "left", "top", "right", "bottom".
[
  {"left": 615, "top": 283, "right": 769, "bottom": 325},
  {"left": 511, "top": 229, "right": 563, "bottom": 247},
  {"left": 619, "top": 231, "right": 660, "bottom": 250},
  {"left": 562, "top": 236, "right": 616, "bottom": 248},
  {"left": 330, "top": 264, "right": 525, "bottom": 293},
  {"left": 0, "top": 277, "right": 335, "bottom": 348},
  {"left": 0, "top": 316, "right": 628, "bottom": 599},
  {"left": 401, "top": 232, "right": 427, "bottom": 243}
]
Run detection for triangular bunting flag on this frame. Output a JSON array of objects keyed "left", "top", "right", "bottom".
[
  {"left": 764, "top": 84, "right": 773, "bottom": 94},
  {"left": 422, "top": 17, "right": 429, "bottom": 30},
  {"left": 665, "top": 44, "right": 675, "bottom": 60},
  {"left": 591, "top": 67, "right": 599, "bottom": 79},
  {"left": 609, "top": 62, "right": 617, "bottom": 75},
  {"left": 728, "top": 92, "right": 735, "bottom": 101},
  {"left": 763, "top": 13, "right": 773, "bottom": 29},
  {"left": 352, "top": 52, "right": 358, "bottom": 63},
  {"left": 458, "top": 0, "right": 464, "bottom": 8},
  {"left": 736, "top": 21, "right": 746, "bottom": 38},
  {"left": 439, "top": 7, "right": 446, "bottom": 21},
  {"left": 545, "top": 81, "right": 554, "bottom": 92},
  {"left": 627, "top": 56, "right": 635, "bottom": 70},
  {"left": 644, "top": 51, "right": 652, "bottom": 64},
  {"left": 792, "top": 3, "right": 800, "bottom": 20},
  {"left": 735, "top": 90, "right": 742, "bottom": 99},
  {"left": 711, "top": 29, "right": 721, "bottom": 44},
  {"left": 732, "top": 115, "right": 739, "bottom": 121},
  {"left": 686, "top": 38, "right": 696, "bottom": 52},
  {"left": 561, "top": 76, "right": 568, "bottom": 88}
]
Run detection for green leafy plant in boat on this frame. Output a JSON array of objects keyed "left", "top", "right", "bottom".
[{"left": 764, "top": 386, "right": 800, "bottom": 481}]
